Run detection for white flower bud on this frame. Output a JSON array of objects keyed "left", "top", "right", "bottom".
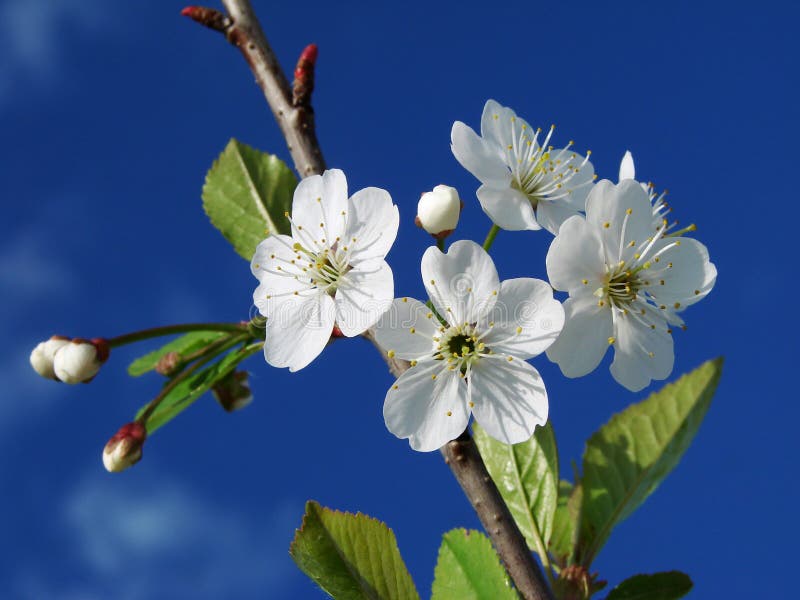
[
  {"left": 103, "top": 422, "right": 147, "bottom": 473},
  {"left": 53, "top": 339, "right": 104, "bottom": 384},
  {"left": 30, "top": 337, "right": 70, "bottom": 380},
  {"left": 417, "top": 185, "right": 461, "bottom": 237}
]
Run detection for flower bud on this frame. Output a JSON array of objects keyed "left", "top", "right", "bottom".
[
  {"left": 155, "top": 351, "right": 182, "bottom": 376},
  {"left": 103, "top": 422, "right": 147, "bottom": 473},
  {"left": 53, "top": 338, "right": 109, "bottom": 384},
  {"left": 416, "top": 185, "right": 461, "bottom": 238},
  {"left": 212, "top": 371, "right": 253, "bottom": 412},
  {"left": 30, "top": 336, "right": 70, "bottom": 380}
]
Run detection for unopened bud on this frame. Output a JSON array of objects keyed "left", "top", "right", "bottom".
[
  {"left": 103, "top": 422, "right": 147, "bottom": 473},
  {"left": 30, "top": 336, "right": 70, "bottom": 380},
  {"left": 53, "top": 338, "right": 109, "bottom": 384},
  {"left": 212, "top": 371, "right": 253, "bottom": 412},
  {"left": 416, "top": 185, "right": 461, "bottom": 238},
  {"left": 155, "top": 351, "right": 182, "bottom": 376}
]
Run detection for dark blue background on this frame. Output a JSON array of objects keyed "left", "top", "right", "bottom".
[{"left": 1, "top": 0, "right": 794, "bottom": 597}]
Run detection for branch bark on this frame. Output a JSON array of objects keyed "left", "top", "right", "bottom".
[{"left": 186, "top": 2, "right": 553, "bottom": 598}]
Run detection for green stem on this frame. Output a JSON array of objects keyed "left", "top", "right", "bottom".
[
  {"left": 108, "top": 322, "right": 247, "bottom": 348},
  {"left": 436, "top": 237, "right": 446, "bottom": 252},
  {"left": 138, "top": 332, "right": 249, "bottom": 424},
  {"left": 482, "top": 224, "right": 501, "bottom": 251}
]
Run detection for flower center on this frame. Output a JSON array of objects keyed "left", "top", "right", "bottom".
[
  {"left": 497, "top": 118, "right": 591, "bottom": 208},
  {"left": 436, "top": 324, "right": 489, "bottom": 374},
  {"left": 299, "top": 244, "right": 350, "bottom": 294},
  {"left": 603, "top": 263, "right": 640, "bottom": 306}
]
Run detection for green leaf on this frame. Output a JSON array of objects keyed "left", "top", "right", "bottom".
[
  {"left": 135, "top": 342, "right": 261, "bottom": 434},
  {"left": 289, "top": 501, "right": 419, "bottom": 600},
  {"left": 578, "top": 358, "right": 723, "bottom": 565},
  {"left": 127, "top": 331, "right": 228, "bottom": 377},
  {"left": 431, "top": 529, "right": 518, "bottom": 600},
  {"left": 202, "top": 138, "right": 297, "bottom": 260},
  {"left": 550, "top": 480, "right": 582, "bottom": 569},
  {"left": 473, "top": 421, "right": 559, "bottom": 564},
  {"left": 605, "top": 572, "right": 692, "bottom": 600}
]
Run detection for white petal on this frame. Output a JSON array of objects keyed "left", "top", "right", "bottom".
[
  {"left": 343, "top": 187, "right": 399, "bottom": 265},
  {"left": 334, "top": 261, "right": 394, "bottom": 337},
  {"left": 480, "top": 278, "right": 565, "bottom": 360},
  {"left": 540, "top": 149, "right": 595, "bottom": 211},
  {"left": 263, "top": 293, "right": 335, "bottom": 371},
  {"left": 535, "top": 200, "right": 582, "bottom": 235},
  {"left": 477, "top": 185, "right": 540, "bottom": 231},
  {"left": 479, "top": 99, "right": 534, "bottom": 151},
  {"left": 421, "top": 240, "right": 499, "bottom": 325},
  {"left": 383, "top": 363, "right": 470, "bottom": 452},
  {"left": 470, "top": 357, "right": 548, "bottom": 445},
  {"left": 619, "top": 151, "right": 636, "bottom": 181},
  {"left": 451, "top": 121, "right": 511, "bottom": 187},
  {"left": 585, "top": 179, "right": 653, "bottom": 264},
  {"left": 546, "top": 216, "right": 606, "bottom": 294},
  {"left": 291, "top": 169, "right": 348, "bottom": 242},
  {"left": 644, "top": 237, "right": 717, "bottom": 308},
  {"left": 546, "top": 295, "right": 613, "bottom": 378},
  {"left": 610, "top": 312, "right": 674, "bottom": 392},
  {"left": 373, "top": 297, "right": 440, "bottom": 359},
  {"left": 252, "top": 236, "right": 313, "bottom": 316}
]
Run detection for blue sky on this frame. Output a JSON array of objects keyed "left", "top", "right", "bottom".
[{"left": 1, "top": 0, "right": 797, "bottom": 598}]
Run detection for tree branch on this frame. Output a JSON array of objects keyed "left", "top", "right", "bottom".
[
  {"left": 183, "top": 3, "right": 325, "bottom": 177},
  {"left": 185, "top": 2, "right": 553, "bottom": 598}
]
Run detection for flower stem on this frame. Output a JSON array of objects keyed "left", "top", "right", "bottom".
[
  {"left": 483, "top": 224, "right": 501, "bottom": 251},
  {"left": 107, "top": 323, "right": 247, "bottom": 348},
  {"left": 436, "top": 237, "right": 446, "bottom": 252}
]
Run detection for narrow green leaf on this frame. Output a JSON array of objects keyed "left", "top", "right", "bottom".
[
  {"left": 549, "top": 480, "right": 582, "bottom": 569},
  {"left": 289, "top": 501, "right": 419, "bottom": 600},
  {"left": 135, "top": 342, "right": 261, "bottom": 434},
  {"left": 127, "top": 331, "right": 227, "bottom": 377},
  {"left": 473, "top": 421, "right": 558, "bottom": 564},
  {"left": 605, "top": 571, "right": 692, "bottom": 600},
  {"left": 578, "top": 358, "right": 723, "bottom": 565},
  {"left": 431, "top": 529, "right": 518, "bottom": 600},
  {"left": 202, "top": 138, "right": 297, "bottom": 260}
]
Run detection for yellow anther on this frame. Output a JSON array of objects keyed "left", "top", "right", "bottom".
[
  {"left": 469, "top": 401, "right": 475, "bottom": 408},
  {"left": 608, "top": 337, "right": 615, "bottom": 345},
  {"left": 402, "top": 297, "right": 408, "bottom": 303},
  {"left": 582, "top": 278, "right": 588, "bottom": 285},
  {"left": 431, "top": 374, "right": 437, "bottom": 380},
  {"left": 648, "top": 351, "right": 655, "bottom": 358},
  {"left": 603, "top": 222, "right": 610, "bottom": 228},
  {"left": 387, "top": 350, "right": 395, "bottom": 358},
  {"left": 409, "top": 328, "right": 416, "bottom": 334},
  {"left": 392, "top": 385, "right": 399, "bottom": 390},
  {"left": 674, "top": 302, "right": 681, "bottom": 309},
  {"left": 626, "top": 208, "right": 632, "bottom": 215},
  {"left": 507, "top": 356, "right": 514, "bottom": 361},
  {"left": 694, "top": 289, "right": 701, "bottom": 295},
  {"left": 516, "top": 326, "right": 522, "bottom": 334},
  {"left": 446, "top": 410, "right": 452, "bottom": 416},
  {"left": 410, "top": 360, "right": 418, "bottom": 367},
  {"left": 598, "top": 300, "right": 605, "bottom": 307}
]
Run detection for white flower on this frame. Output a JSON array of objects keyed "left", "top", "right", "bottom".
[
  {"left": 417, "top": 185, "right": 461, "bottom": 237},
  {"left": 53, "top": 339, "right": 105, "bottom": 384},
  {"left": 618, "top": 150, "right": 674, "bottom": 235},
  {"left": 30, "top": 336, "right": 69, "bottom": 380},
  {"left": 451, "top": 99, "right": 595, "bottom": 234},
  {"left": 374, "top": 240, "right": 564, "bottom": 451},
  {"left": 545, "top": 179, "right": 717, "bottom": 391},
  {"left": 251, "top": 169, "right": 399, "bottom": 372}
]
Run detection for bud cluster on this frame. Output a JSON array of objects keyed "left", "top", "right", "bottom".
[{"left": 30, "top": 337, "right": 110, "bottom": 384}]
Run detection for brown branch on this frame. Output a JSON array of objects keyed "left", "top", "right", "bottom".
[
  {"left": 185, "top": 2, "right": 553, "bottom": 598},
  {"left": 182, "top": 2, "right": 325, "bottom": 177}
]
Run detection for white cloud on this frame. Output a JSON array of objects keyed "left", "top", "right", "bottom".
[
  {"left": 19, "top": 475, "right": 302, "bottom": 599},
  {"left": 0, "top": 0, "right": 113, "bottom": 102}
]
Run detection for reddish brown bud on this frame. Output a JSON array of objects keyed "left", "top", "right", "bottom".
[
  {"left": 180, "top": 6, "right": 231, "bottom": 32},
  {"left": 293, "top": 43, "right": 318, "bottom": 107},
  {"left": 212, "top": 371, "right": 252, "bottom": 412},
  {"left": 103, "top": 422, "right": 147, "bottom": 473},
  {"left": 155, "top": 351, "right": 182, "bottom": 376},
  {"left": 331, "top": 325, "right": 345, "bottom": 338}
]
